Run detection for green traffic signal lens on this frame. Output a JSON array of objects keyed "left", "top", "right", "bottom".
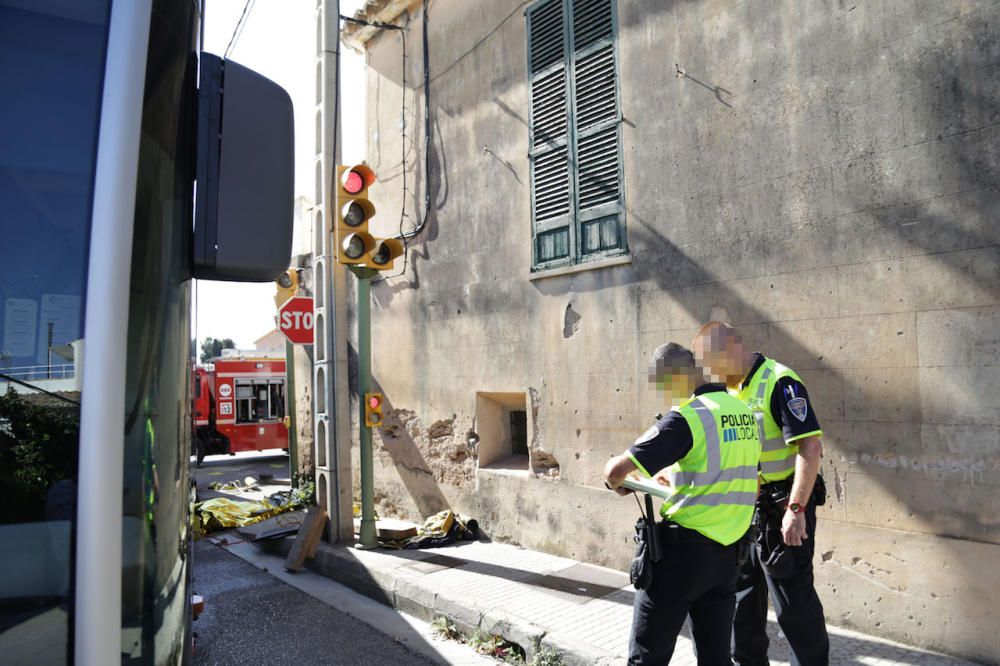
[
  {"left": 370, "top": 242, "right": 391, "bottom": 265},
  {"left": 343, "top": 234, "right": 366, "bottom": 259}
]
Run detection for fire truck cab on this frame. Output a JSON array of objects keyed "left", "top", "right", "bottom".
[{"left": 193, "top": 350, "right": 288, "bottom": 465}]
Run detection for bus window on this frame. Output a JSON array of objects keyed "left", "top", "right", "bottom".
[{"left": 0, "top": 0, "right": 111, "bottom": 661}]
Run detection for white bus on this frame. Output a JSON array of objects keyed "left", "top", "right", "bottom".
[{"left": 0, "top": 1, "right": 294, "bottom": 663}]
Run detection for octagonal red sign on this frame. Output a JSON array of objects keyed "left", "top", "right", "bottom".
[{"left": 277, "top": 297, "right": 314, "bottom": 345}]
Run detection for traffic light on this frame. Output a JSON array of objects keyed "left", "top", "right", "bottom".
[
  {"left": 274, "top": 268, "right": 299, "bottom": 308},
  {"left": 364, "top": 392, "right": 383, "bottom": 427},
  {"left": 335, "top": 164, "right": 376, "bottom": 265},
  {"left": 367, "top": 238, "right": 404, "bottom": 270}
]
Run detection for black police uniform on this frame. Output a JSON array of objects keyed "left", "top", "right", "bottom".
[
  {"left": 733, "top": 354, "right": 829, "bottom": 666},
  {"left": 627, "top": 384, "right": 744, "bottom": 666}
]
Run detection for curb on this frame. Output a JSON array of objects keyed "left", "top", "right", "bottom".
[{"left": 257, "top": 538, "right": 622, "bottom": 665}]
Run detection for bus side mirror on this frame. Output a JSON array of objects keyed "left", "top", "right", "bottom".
[{"left": 193, "top": 53, "right": 294, "bottom": 281}]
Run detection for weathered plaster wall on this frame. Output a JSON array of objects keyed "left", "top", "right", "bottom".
[{"left": 354, "top": 0, "right": 1000, "bottom": 661}]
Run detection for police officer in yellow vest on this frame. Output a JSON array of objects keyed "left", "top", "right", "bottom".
[
  {"left": 693, "top": 321, "right": 829, "bottom": 666},
  {"left": 604, "top": 343, "right": 760, "bottom": 665}
]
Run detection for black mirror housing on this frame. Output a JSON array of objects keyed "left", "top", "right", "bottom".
[{"left": 193, "top": 53, "right": 294, "bottom": 281}]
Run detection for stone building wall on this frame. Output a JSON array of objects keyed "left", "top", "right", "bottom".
[{"left": 348, "top": 1, "right": 1000, "bottom": 660}]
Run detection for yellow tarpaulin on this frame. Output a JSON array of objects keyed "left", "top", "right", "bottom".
[{"left": 193, "top": 497, "right": 294, "bottom": 537}]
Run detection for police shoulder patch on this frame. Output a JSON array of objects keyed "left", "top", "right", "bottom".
[
  {"left": 634, "top": 424, "right": 660, "bottom": 445},
  {"left": 787, "top": 397, "right": 808, "bottom": 422}
]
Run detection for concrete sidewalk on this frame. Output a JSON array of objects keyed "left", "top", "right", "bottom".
[{"left": 246, "top": 537, "right": 977, "bottom": 665}]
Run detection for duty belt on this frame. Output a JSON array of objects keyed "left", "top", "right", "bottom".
[{"left": 656, "top": 521, "right": 723, "bottom": 547}]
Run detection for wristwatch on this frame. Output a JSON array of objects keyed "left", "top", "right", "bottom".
[{"left": 787, "top": 502, "right": 805, "bottom": 514}]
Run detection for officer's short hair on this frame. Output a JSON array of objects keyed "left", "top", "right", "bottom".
[
  {"left": 696, "top": 320, "right": 741, "bottom": 352},
  {"left": 649, "top": 342, "right": 695, "bottom": 383}
]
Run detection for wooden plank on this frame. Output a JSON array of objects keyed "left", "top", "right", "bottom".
[
  {"left": 375, "top": 518, "right": 418, "bottom": 541},
  {"left": 284, "top": 505, "right": 327, "bottom": 572}
]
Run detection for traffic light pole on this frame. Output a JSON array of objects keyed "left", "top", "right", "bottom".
[
  {"left": 351, "top": 265, "right": 378, "bottom": 549},
  {"left": 284, "top": 338, "right": 299, "bottom": 487}
]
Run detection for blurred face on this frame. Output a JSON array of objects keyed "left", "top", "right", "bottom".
[
  {"left": 693, "top": 326, "right": 746, "bottom": 386},
  {"left": 650, "top": 365, "right": 697, "bottom": 407}
]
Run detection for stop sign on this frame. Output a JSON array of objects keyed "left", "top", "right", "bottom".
[{"left": 277, "top": 297, "right": 314, "bottom": 345}]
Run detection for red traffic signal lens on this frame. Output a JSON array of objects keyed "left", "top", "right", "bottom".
[
  {"left": 343, "top": 169, "right": 364, "bottom": 194},
  {"left": 368, "top": 394, "right": 382, "bottom": 410}
]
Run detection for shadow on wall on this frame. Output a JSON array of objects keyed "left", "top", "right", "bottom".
[
  {"left": 374, "top": 392, "right": 450, "bottom": 517},
  {"left": 533, "top": 5, "right": 999, "bottom": 658},
  {"left": 359, "top": 2, "right": 998, "bottom": 657}
]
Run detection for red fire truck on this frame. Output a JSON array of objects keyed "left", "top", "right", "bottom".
[{"left": 193, "top": 351, "right": 288, "bottom": 465}]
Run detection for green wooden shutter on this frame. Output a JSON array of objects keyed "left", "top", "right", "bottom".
[
  {"left": 528, "top": 0, "right": 572, "bottom": 267},
  {"left": 528, "top": 0, "right": 623, "bottom": 269},
  {"left": 570, "top": 0, "right": 623, "bottom": 257}
]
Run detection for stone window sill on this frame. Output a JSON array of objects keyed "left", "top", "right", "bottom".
[{"left": 527, "top": 254, "right": 632, "bottom": 282}]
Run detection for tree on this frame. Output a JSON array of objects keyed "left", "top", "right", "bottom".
[
  {"left": 0, "top": 387, "right": 79, "bottom": 523},
  {"left": 200, "top": 337, "right": 236, "bottom": 363}
]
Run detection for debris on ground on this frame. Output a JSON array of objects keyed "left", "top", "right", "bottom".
[
  {"left": 207, "top": 476, "right": 259, "bottom": 493},
  {"left": 380, "top": 510, "right": 479, "bottom": 549},
  {"left": 193, "top": 489, "right": 313, "bottom": 537},
  {"left": 284, "top": 505, "right": 328, "bottom": 572}
]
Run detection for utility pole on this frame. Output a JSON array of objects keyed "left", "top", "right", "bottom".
[{"left": 315, "top": 0, "right": 355, "bottom": 544}]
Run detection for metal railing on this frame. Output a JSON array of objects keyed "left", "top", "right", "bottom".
[{"left": 0, "top": 363, "right": 75, "bottom": 381}]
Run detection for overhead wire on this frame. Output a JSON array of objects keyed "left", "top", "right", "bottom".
[
  {"left": 224, "top": 0, "right": 256, "bottom": 60},
  {"left": 376, "top": 0, "right": 430, "bottom": 282}
]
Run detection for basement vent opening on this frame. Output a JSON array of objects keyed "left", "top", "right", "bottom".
[{"left": 476, "top": 392, "right": 530, "bottom": 473}]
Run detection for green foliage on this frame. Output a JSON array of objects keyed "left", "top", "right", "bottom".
[
  {"left": 431, "top": 614, "right": 563, "bottom": 665},
  {"left": 200, "top": 337, "right": 236, "bottom": 363},
  {"left": 529, "top": 648, "right": 563, "bottom": 666},
  {"left": 468, "top": 631, "right": 526, "bottom": 663},
  {"left": 0, "top": 387, "right": 79, "bottom": 523},
  {"left": 290, "top": 472, "right": 316, "bottom": 507},
  {"left": 432, "top": 616, "right": 462, "bottom": 641}
]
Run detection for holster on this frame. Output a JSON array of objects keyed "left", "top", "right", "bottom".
[
  {"left": 630, "top": 494, "right": 662, "bottom": 590},
  {"left": 752, "top": 475, "right": 826, "bottom": 579}
]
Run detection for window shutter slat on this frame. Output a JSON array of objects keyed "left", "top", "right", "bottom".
[
  {"left": 572, "top": 0, "right": 613, "bottom": 52},
  {"left": 532, "top": 146, "right": 570, "bottom": 222},
  {"left": 573, "top": 43, "right": 616, "bottom": 131},
  {"left": 531, "top": 69, "right": 566, "bottom": 147},
  {"left": 529, "top": 0, "right": 565, "bottom": 74},
  {"left": 576, "top": 125, "right": 620, "bottom": 211}
]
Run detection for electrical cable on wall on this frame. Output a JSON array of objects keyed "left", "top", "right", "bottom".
[{"left": 340, "top": 0, "right": 431, "bottom": 282}]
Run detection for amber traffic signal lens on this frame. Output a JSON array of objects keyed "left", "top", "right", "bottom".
[{"left": 342, "top": 201, "right": 365, "bottom": 227}]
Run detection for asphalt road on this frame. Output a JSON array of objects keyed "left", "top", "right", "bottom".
[
  {"left": 191, "top": 451, "right": 291, "bottom": 501},
  {"left": 192, "top": 539, "right": 436, "bottom": 665}
]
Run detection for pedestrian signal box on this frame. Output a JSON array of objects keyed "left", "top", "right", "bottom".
[{"left": 365, "top": 392, "right": 383, "bottom": 427}]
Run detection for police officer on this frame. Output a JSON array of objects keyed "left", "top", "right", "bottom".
[
  {"left": 604, "top": 343, "right": 760, "bottom": 665},
  {"left": 692, "top": 321, "right": 829, "bottom": 666}
]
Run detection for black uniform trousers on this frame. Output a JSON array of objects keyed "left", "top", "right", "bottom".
[
  {"left": 629, "top": 527, "right": 740, "bottom": 665},
  {"left": 732, "top": 502, "right": 829, "bottom": 666}
]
